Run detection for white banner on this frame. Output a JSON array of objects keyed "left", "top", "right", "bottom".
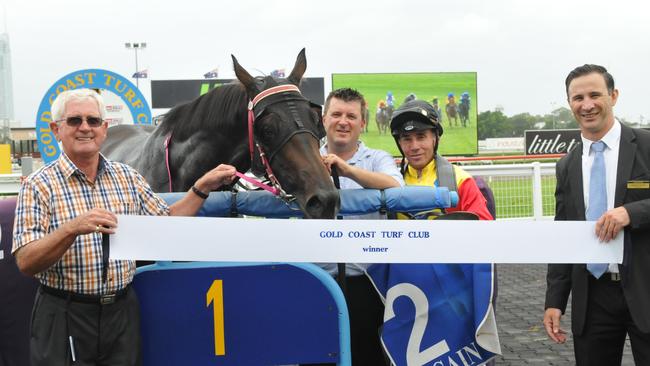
[{"left": 110, "top": 215, "right": 623, "bottom": 264}]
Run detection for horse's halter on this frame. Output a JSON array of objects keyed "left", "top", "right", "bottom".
[{"left": 238, "top": 84, "right": 324, "bottom": 201}]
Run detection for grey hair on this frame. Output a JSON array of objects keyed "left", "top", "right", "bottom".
[{"left": 51, "top": 88, "right": 106, "bottom": 121}]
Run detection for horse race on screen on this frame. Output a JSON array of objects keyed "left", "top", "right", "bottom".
[{"left": 332, "top": 72, "right": 478, "bottom": 156}]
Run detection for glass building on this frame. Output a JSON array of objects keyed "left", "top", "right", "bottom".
[{"left": 0, "top": 31, "right": 14, "bottom": 121}]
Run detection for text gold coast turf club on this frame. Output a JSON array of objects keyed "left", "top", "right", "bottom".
[{"left": 319, "top": 230, "right": 431, "bottom": 238}]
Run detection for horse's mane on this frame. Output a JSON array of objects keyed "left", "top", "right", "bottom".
[{"left": 157, "top": 82, "right": 248, "bottom": 140}]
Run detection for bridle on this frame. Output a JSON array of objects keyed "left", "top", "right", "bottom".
[
  {"left": 164, "top": 83, "right": 324, "bottom": 202},
  {"left": 236, "top": 84, "right": 323, "bottom": 201}
]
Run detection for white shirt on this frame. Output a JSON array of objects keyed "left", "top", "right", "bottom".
[
  {"left": 581, "top": 120, "right": 621, "bottom": 273},
  {"left": 318, "top": 141, "right": 404, "bottom": 276}
]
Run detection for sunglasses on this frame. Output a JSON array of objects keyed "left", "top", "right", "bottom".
[{"left": 57, "top": 116, "right": 104, "bottom": 127}]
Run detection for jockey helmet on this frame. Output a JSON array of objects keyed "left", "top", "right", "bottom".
[{"left": 390, "top": 99, "right": 442, "bottom": 137}]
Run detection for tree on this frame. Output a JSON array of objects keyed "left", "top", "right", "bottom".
[
  {"left": 552, "top": 107, "right": 577, "bottom": 129},
  {"left": 508, "top": 113, "right": 538, "bottom": 137},
  {"left": 478, "top": 110, "right": 509, "bottom": 139},
  {"left": 478, "top": 106, "right": 579, "bottom": 139}
]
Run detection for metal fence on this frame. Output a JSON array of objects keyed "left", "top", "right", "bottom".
[{"left": 462, "top": 162, "right": 556, "bottom": 220}]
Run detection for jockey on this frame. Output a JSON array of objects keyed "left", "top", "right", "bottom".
[
  {"left": 404, "top": 93, "right": 417, "bottom": 104},
  {"left": 432, "top": 96, "right": 441, "bottom": 109},
  {"left": 461, "top": 91, "right": 470, "bottom": 105},
  {"left": 386, "top": 91, "right": 394, "bottom": 107},
  {"left": 447, "top": 92, "right": 456, "bottom": 106},
  {"left": 390, "top": 99, "right": 492, "bottom": 219},
  {"left": 431, "top": 96, "right": 443, "bottom": 122},
  {"left": 377, "top": 100, "right": 386, "bottom": 114}
]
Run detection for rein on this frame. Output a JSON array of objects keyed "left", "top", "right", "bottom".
[
  {"left": 164, "top": 134, "right": 173, "bottom": 193},
  {"left": 330, "top": 166, "right": 347, "bottom": 293}
]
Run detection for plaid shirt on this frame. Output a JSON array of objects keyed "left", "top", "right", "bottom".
[{"left": 13, "top": 153, "right": 169, "bottom": 295}]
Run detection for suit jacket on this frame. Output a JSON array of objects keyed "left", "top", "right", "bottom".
[{"left": 545, "top": 124, "right": 650, "bottom": 335}]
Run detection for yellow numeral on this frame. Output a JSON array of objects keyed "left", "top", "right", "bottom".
[{"left": 206, "top": 280, "right": 225, "bottom": 356}]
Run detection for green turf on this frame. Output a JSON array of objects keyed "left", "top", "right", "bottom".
[{"left": 332, "top": 73, "right": 478, "bottom": 156}]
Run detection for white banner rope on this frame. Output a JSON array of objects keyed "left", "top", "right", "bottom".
[{"left": 111, "top": 216, "right": 622, "bottom": 264}]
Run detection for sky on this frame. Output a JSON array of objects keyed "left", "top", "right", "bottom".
[{"left": 2, "top": 0, "right": 650, "bottom": 127}]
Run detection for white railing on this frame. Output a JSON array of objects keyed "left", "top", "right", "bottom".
[
  {"left": 0, "top": 174, "right": 21, "bottom": 196},
  {"left": 462, "top": 162, "right": 556, "bottom": 221}
]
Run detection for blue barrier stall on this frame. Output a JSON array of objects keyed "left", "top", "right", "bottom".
[{"left": 135, "top": 262, "right": 348, "bottom": 365}]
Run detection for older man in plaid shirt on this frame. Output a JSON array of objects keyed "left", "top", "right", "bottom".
[{"left": 12, "top": 88, "right": 236, "bottom": 366}]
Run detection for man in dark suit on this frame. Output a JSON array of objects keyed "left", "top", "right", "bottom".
[{"left": 544, "top": 64, "right": 650, "bottom": 365}]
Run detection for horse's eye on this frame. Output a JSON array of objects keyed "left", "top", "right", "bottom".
[{"left": 260, "top": 123, "right": 276, "bottom": 140}]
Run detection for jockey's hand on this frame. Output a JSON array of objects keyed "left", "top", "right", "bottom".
[{"left": 197, "top": 164, "right": 237, "bottom": 192}]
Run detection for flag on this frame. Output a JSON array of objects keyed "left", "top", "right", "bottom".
[
  {"left": 270, "top": 68, "right": 285, "bottom": 78},
  {"left": 203, "top": 68, "right": 219, "bottom": 79},
  {"left": 132, "top": 69, "right": 148, "bottom": 78},
  {"left": 366, "top": 263, "right": 501, "bottom": 366}
]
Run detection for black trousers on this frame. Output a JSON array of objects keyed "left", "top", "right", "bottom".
[
  {"left": 30, "top": 286, "right": 142, "bottom": 366},
  {"left": 573, "top": 276, "right": 650, "bottom": 366},
  {"left": 345, "top": 274, "right": 388, "bottom": 365},
  {"left": 305, "top": 274, "right": 387, "bottom": 366}
]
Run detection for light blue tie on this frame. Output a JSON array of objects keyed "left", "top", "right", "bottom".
[{"left": 586, "top": 141, "right": 608, "bottom": 278}]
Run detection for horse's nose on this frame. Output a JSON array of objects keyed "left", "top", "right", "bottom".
[{"left": 304, "top": 189, "right": 340, "bottom": 219}]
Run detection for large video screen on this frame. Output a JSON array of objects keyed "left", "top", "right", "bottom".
[{"left": 332, "top": 72, "right": 478, "bottom": 156}]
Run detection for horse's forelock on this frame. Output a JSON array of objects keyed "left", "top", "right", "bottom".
[{"left": 260, "top": 75, "right": 283, "bottom": 89}]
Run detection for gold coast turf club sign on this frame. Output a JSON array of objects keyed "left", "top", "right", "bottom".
[{"left": 36, "top": 69, "right": 152, "bottom": 164}]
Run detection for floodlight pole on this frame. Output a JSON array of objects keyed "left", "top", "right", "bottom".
[
  {"left": 125, "top": 42, "right": 147, "bottom": 89},
  {"left": 550, "top": 102, "right": 557, "bottom": 129}
]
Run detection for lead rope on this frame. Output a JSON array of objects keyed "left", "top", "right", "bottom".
[
  {"left": 164, "top": 133, "right": 173, "bottom": 192},
  {"left": 331, "top": 166, "right": 347, "bottom": 295}
]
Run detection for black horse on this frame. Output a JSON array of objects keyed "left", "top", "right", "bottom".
[
  {"left": 458, "top": 99, "right": 470, "bottom": 127},
  {"left": 102, "top": 49, "right": 339, "bottom": 219}
]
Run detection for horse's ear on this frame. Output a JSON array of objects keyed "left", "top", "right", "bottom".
[
  {"left": 287, "top": 48, "right": 307, "bottom": 86},
  {"left": 232, "top": 54, "right": 258, "bottom": 95}
]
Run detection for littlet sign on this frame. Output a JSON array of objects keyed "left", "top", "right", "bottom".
[{"left": 35, "top": 69, "right": 152, "bottom": 164}]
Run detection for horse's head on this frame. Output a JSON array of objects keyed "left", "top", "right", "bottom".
[{"left": 231, "top": 49, "right": 340, "bottom": 219}]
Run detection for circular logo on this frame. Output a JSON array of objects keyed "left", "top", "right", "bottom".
[{"left": 35, "top": 69, "right": 152, "bottom": 164}]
